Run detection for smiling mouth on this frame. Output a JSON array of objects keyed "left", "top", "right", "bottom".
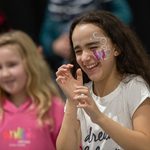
[
  {"left": 3, "top": 79, "right": 15, "bottom": 85},
  {"left": 85, "top": 62, "right": 99, "bottom": 69}
]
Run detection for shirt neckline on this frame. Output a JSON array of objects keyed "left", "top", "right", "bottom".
[
  {"left": 90, "top": 81, "right": 123, "bottom": 104},
  {"left": 3, "top": 98, "right": 33, "bottom": 113}
]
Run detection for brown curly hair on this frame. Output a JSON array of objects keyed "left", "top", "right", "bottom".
[{"left": 69, "top": 10, "right": 150, "bottom": 86}]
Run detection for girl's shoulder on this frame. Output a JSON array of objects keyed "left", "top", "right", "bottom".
[
  {"left": 122, "top": 75, "right": 150, "bottom": 117},
  {"left": 50, "top": 96, "right": 64, "bottom": 119},
  {"left": 123, "top": 74, "right": 148, "bottom": 88},
  {"left": 51, "top": 96, "right": 64, "bottom": 106},
  {"left": 47, "top": 97, "right": 64, "bottom": 133},
  {"left": 124, "top": 74, "right": 144, "bottom": 81},
  {"left": 51, "top": 96, "right": 64, "bottom": 113}
]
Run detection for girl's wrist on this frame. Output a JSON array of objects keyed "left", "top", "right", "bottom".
[
  {"left": 65, "top": 99, "right": 78, "bottom": 113},
  {"left": 92, "top": 111, "right": 105, "bottom": 125}
]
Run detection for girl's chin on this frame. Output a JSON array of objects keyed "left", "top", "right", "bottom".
[{"left": 88, "top": 74, "right": 102, "bottom": 81}]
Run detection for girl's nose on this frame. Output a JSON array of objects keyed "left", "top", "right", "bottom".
[
  {"left": 0, "top": 68, "right": 11, "bottom": 78},
  {"left": 81, "top": 51, "right": 91, "bottom": 62}
]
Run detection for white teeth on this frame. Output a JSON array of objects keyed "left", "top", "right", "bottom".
[{"left": 86, "top": 63, "right": 98, "bottom": 69}]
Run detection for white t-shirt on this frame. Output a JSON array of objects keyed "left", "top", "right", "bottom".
[{"left": 77, "top": 75, "right": 150, "bottom": 150}]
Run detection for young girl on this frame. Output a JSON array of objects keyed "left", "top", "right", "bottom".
[
  {"left": 56, "top": 11, "right": 150, "bottom": 150},
  {"left": 0, "top": 30, "right": 64, "bottom": 150}
]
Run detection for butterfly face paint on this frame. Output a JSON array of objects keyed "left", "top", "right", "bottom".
[
  {"left": 93, "top": 49, "right": 110, "bottom": 60},
  {"left": 90, "top": 32, "right": 111, "bottom": 61}
]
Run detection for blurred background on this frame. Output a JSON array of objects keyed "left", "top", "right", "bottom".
[{"left": 0, "top": 0, "right": 150, "bottom": 74}]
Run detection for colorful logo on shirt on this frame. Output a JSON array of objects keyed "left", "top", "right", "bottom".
[{"left": 2, "top": 127, "right": 32, "bottom": 147}]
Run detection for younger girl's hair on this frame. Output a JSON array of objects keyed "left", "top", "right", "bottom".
[
  {"left": 69, "top": 10, "right": 150, "bottom": 86},
  {"left": 0, "top": 30, "right": 60, "bottom": 126}
]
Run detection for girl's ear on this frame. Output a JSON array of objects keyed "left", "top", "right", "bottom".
[
  {"left": 113, "top": 45, "right": 120, "bottom": 56},
  {"left": 114, "top": 50, "right": 120, "bottom": 56}
]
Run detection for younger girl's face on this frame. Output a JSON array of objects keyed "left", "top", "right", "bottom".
[
  {"left": 0, "top": 45, "right": 28, "bottom": 97},
  {"left": 72, "top": 23, "right": 118, "bottom": 81}
]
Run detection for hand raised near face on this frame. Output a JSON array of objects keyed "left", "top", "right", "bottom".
[
  {"left": 73, "top": 85, "right": 101, "bottom": 124},
  {"left": 56, "top": 64, "right": 83, "bottom": 100}
]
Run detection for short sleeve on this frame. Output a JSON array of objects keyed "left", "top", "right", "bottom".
[{"left": 127, "top": 76, "right": 150, "bottom": 117}]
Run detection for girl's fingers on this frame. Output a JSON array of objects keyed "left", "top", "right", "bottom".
[
  {"left": 56, "top": 76, "right": 67, "bottom": 84},
  {"left": 56, "top": 68, "right": 67, "bottom": 76},
  {"left": 76, "top": 68, "right": 83, "bottom": 85},
  {"left": 57, "top": 64, "right": 73, "bottom": 72},
  {"left": 73, "top": 94, "right": 87, "bottom": 106},
  {"left": 73, "top": 86, "right": 92, "bottom": 107},
  {"left": 77, "top": 103, "right": 88, "bottom": 108},
  {"left": 73, "top": 93, "right": 87, "bottom": 99},
  {"left": 56, "top": 65, "right": 72, "bottom": 77},
  {"left": 74, "top": 86, "right": 89, "bottom": 95}
]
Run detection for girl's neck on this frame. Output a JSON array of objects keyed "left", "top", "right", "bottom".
[
  {"left": 8, "top": 93, "right": 28, "bottom": 107},
  {"left": 93, "top": 72, "right": 123, "bottom": 97}
]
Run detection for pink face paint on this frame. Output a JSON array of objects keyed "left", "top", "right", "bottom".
[
  {"left": 93, "top": 49, "right": 105, "bottom": 60},
  {"left": 90, "top": 32, "right": 112, "bottom": 60},
  {"left": 93, "top": 49, "right": 111, "bottom": 61}
]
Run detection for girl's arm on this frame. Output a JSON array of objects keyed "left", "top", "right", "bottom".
[
  {"left": 96, "top": 98, "right": 150, "bottom": 150},
  {"left": 56, "top": 64, "right": 83, "bottom": 150},
  {"left": 56, "top": 100, "right": 81, "bottom": 150}
]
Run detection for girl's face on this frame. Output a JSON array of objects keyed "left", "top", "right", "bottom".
[
  {"left": 72, "top": 23, "right": 119, "bottom": 82},
  {"left": 0, "top": 45, "right": 28, "bottom": 98}
]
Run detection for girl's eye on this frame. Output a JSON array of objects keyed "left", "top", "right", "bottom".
[
  {"left": 75, "top": 49, "right": 82, "bottom": 54},
  {"left": 0, "top": 63, "right": 18, "bottom": 70},
  {"left": 90, "top": 47, "right": 99, "bottom": 51},
  {"left": 7, "top": 62, "right": 18, "bottom": 67}
]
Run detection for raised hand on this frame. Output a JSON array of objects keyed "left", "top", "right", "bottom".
[
  {"left": 56, "top": 64, "right": 83, "bottom": 101},
  {"left": 73, "top": 85, "right": 101, "bottom": 124}
]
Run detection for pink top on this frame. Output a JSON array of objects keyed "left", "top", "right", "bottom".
[{"left": 0, "top": 97, "right": 64, "bottom": 150}]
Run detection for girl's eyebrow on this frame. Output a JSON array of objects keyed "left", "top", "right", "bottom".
[
  {"left": 73, "top": 41, "right": 100, "bottom": 50},
  {"left": 85, "top": 41, "right": 100, "bottom": 47}
]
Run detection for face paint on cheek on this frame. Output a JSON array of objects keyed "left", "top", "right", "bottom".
[
  {"left": 93, "top": 49, "right": 111, "bottom": 61},
  {"left": 90, "top": 32, "right": 111, "bottom": 60}
]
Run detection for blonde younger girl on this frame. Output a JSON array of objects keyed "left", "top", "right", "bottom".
[{"left": 0, "top": 30, "right": 64, "bottom": 150}]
